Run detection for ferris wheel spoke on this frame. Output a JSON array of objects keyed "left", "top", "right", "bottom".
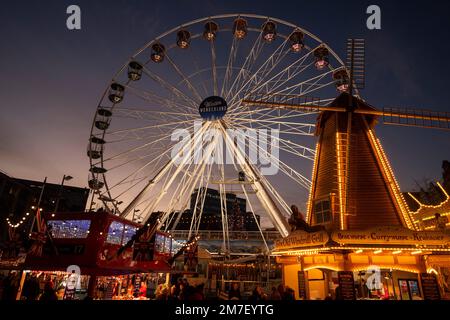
[
  {"left": 241, "top": 47, "right": 316, "bottom": 101},
  {"left": 161, "top": 155, "right": 203, "bottom": 224},
  {"left": 224, "top": 27, "right": 265, "bottom": 102},
  {"left": 229, "top": 119, "right": 315, "bottom": 137},
  {"left": 222, "top": 139, "right": 271, "bottom": 248},
  {"left": 240, "top": 187, "right": 270, "bottom": 252},
  {"left": 165, "top": 55, "right": 203, "bottom": 103},
  {"left": 227, "top": 119, "right": 315, "bottom": 161},
  {"left": 134, "top": 122, "right": 212, "bottom": 218},
  {"left": 141, "top": 66, "right": 199, "bottom": 108},
  {"left": 114, "top": 107, "right": 197, "bottom": 121},
  {"left": 106, "top": 118, "right": 194, "bottom": 137},
  {"left": 220, "top": 35, "right": 239, "bottom": 97},
  {"left": 230, "top": 117, "right": 315, "bottom": 130},
  {"left": 260, "top": 53, "right": 315, "bottom": 95},
  {"left": 229, "top": 108, "right": 319, "bottom": 121},
  {"left": 218, "top": 121, "right": 291, "bottom": 236},
  {"left": 169, "top": 161, "right": 210, "bottom": 232},
  {"left": 243, "top": 135, "right": 312, "bottom": 189},
  {"left": 228, "top": 114, "right": 314, "bottom": 137},
  {"left": 105, "top": 124, "right": 180, "bottom": 143},
  {"left": 149, "top": 125, "right": 219, "bottom": 225},
  {"left": 124, "top": 84, "right": 197, "bottom": 114},
  {"left": 210, "top": 40, "right": 219, "bottom": 96},
  {"left": 101, "top": 146, "right": 173, "bottom": 195},
  {"left": 191, "top": 161, "right": 214, "bottom": 238},
  {"left": 268, "top": 68, "right": 335, "bottom": 99},
  {"left": 118, "top": 122, "right": 211, "bottom": 218},
  {"left": 227, "top": 38, "right": 291, "bottom": 109},
  {"left": 99, "top": 143, "right": 170, "bottom": 173},
  {"left": 104, "top": 125, "right": 183, "bottom": 145}
]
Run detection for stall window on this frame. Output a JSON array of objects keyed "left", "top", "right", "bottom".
[
  {"left": 48, "top": 220, "right": 91, "bottom": 239},
  {"left": 122, "top": 225, "right": 137, "bottom": 245},
  {"left": 106, "top": 221, "right": 124, "bottom": 245},
  {"left": 314, "top": 199, "right": 332, "bottom": 224}
]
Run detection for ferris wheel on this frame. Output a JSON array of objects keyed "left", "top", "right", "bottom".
[{"left": 87, "top": 14, "right": 352, "bottom": 253}]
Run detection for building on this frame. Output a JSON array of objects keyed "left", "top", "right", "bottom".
[
  {"left": 0, "top": 172, "right": 89, "bottom": 242},
  {"left": 165, "top": 188, "right": 260, "bottom": 231},
  {"left": 273, "top": 94, "right": 450, "bottom": 300}
]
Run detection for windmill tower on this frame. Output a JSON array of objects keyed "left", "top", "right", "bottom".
[{"left": 305, "top": 92, "right": 414, "bottom": 231}]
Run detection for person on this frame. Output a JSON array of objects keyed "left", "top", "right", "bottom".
[
  {"left": 277, "top": 284, "right": 285, "bottom": 299},
  {"left": 335, "top": 285, "right": 342, "bottom": 300},
  {"left": 155, "top": 284, "right": 169, "bottom": 300},
  {"left": 249, "top": 286, "right": 266, "bottom": 301},
  {"left": 228, "top": 282, "right": 241, "bottom": 300},
  {"left": 360, "top": 279, "right": 369, "bottom": 299},
  {"left": 288, "top": 205, "right": 325, "bottom": 232},
  {"left": 178, "top": 280, "right": 190, "bottom": 300},
  {"left": 2, "top": 272, "right": 19, "bottom": 301},
  {"left": 269, "top": 286, "right": 281, "bottom": 300},
  {"left": 22, "top": 273, "right": 41, "bottom": 300},
  {"left": 39, "top": 281, "right": 58, "bottom": 301},
  {"left": 168, "top": 285, "right": 179, "bottom": 301},
  {"left": 283, "top": 287, "right": 295, "bottom": 300},
  {"left": 193, "top": 284, "right": 205, "bottom": 300}
]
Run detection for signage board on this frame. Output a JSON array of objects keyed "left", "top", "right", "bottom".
[
  {"left": 297, "top": 271, "right": 307, "bottom": 300},
  {"left": 331, "top": 227, "right": 450, "bottom": 246},
  {"left": 275, "top": 230, "right": 329, "bottom": 250},
  {"left": 420, "top": 273, "right": 441, "bottom": 300},
  {"left": 199, "top": 96, "right": 227, "bottom": 120}
]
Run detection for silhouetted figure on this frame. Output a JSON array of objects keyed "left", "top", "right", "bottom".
[
  {"left": 288, "top": 205, "right": 325, "bottom": 232},
  {"left": 270, "top": 286, "right": 281, "bottom": 300},
  {"left": 228, "top": 282, "right": 241, "bottom": 300},
  {"left": 249, "top": 286, "right": 266, "bottom": 301},
  {"left": 39, "top": 281, "right": 58, "bottom": 301},
  {"left": 283, "top": 287, "right": 295, "bottom": 300},
  {"left": 22, "top": 274, "right": 40, "bottom": 300}
]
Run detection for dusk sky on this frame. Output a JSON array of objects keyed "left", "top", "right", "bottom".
[{"left": 1, "top": 0, "right": 449, "bottom": 216}]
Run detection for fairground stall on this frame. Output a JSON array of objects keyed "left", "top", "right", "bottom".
[{"left": 1, "top": 211, "right": 173, "bottom": 300}]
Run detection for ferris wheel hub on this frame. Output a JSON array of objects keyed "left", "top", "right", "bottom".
[{"left": 199, "top": 96, "right": 228, "bottom": 121}]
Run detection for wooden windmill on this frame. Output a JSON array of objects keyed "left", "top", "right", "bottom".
[{"left": 243, "top": 39, "right": 450, "bottom": 233}]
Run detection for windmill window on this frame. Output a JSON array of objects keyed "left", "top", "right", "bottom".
[{"left": 314, "top": 199, "right": 332, "bottom": 224}]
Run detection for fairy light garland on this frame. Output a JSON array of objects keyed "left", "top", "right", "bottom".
[
  {"left": 5, "top": 210, "right": 34, "bottom": 229},
  {"left": 367, "top": 129, "right": 415, "bottom": 230},
  {"left": 306, "top": 142, "right": 320, "bottom": 224},
  {"left": 273, "top": 245, "right": 450, "bottom": 256}
]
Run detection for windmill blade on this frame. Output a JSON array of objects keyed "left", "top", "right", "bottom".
[
  {"left": 347, "top": 38, "right": 366, "bottom": 91},
  {"left": 242, "top": 95, "right": 450, "bottom": 131},
  {"left": 381, "top": 106, "right": 450, "bottom": 130}
]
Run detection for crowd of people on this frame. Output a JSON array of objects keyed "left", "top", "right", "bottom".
[
  {"left": 1, "top": 272, "right": 59, "bottom": 301},
  {"left": 154, "top": 278, "right": 205, "bottom": 300},
  {"left": 1, "top": 271, "right": 296, "bottom": 301},
  {"left": 151, "top": 278, "right": 296, "bottom": 301}
]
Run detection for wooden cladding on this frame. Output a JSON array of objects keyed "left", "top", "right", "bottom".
[{"left": 310, "top": 94, "right": 404, "bottom": 230}]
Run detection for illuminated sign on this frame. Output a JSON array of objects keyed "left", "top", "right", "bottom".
[
  {"left": 275, "top": 230, "right": 328, "bottom": 250},
  {"left": 199, "top": 96, "right": 227, "bottom": 120},
  {"left": 331, "top": 227, "right": 450, "bottom": 246}
]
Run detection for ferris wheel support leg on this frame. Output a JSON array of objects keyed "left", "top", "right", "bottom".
[
  {"left": 219, "top": 121, "right": 291, "bottom": 237},
  {"left": 120, "top": 122, "right": 210, "bottom": 218},
  {"left": 119, "top": 159, "right": 174, "bottom": 218},
  {"left": 147, "top": 125, "right": 214, "bottom": 228}
]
